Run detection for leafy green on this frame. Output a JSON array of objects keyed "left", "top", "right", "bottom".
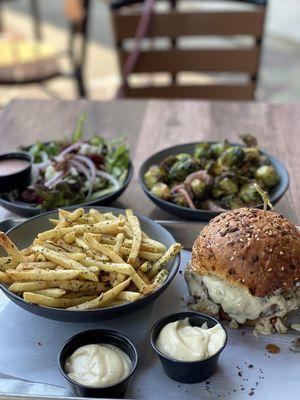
[
  {"left": 72, "top": 113, "right": 87, "bottom": 143},
  {"left": 36, "top": 181, "right": 85, "bottom": 211},
  {"left": 105, "top": 143, "right": 130, "bottom": 179},
  {"left": 28, "top": 141, "right": 61, "bottom": 162}
]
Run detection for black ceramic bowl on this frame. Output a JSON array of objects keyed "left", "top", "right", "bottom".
[
  {"left": 150, "top": 311, "right": 227, "bottom": 384},
  {"left": 0, "top": 156, "right": 133, "bottom": 217},
  {"left": 58, "top": 329, "right": 138, "bottom": 398},
  {"left": 139, "top": 142, "right": 289, "bottom": 221},
  {"left": 0, "top": 206, "right": 180, "bottom": 322},
  {"left": 0, "top": 152, "right": 32, "bottom": 193}
]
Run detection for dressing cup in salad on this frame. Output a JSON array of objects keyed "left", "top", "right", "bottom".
[{"left": 150, "top": 311, "right": 227, "bottom": 384}]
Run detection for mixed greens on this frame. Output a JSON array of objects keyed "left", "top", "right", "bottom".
[
  {"left": 144, "top": 135, "right": 279, "bottom": 211},
  {"left": 4, "top": 114, "right": 130, "bottom": 210}
]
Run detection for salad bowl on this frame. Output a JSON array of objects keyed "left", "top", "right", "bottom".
[{"left": 0, "top": 115, "right": 133, "bottom": 217}]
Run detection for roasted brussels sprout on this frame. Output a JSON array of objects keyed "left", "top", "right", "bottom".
[
  {"left": 150, "top": 182, "right": 171, "bottom": 200},
  {"left": 176, "top": 153, "right": 191, "bottom": 161},
  {"left": 211, "top": 140, "right": 229, "bottom": 158},
  {"left": 220, "top": 194, "right": 244, "bottom": 209},
  {"left": 191, "top": 178, "right": 207, "bottom": 199},
  {"left": 160, "top": 155, "right": 178, "bottom": 172},
  {"left": 240, "top": 134, "right": 257, "bottom": 147},
  {"left": 144, "top": 165, "right": 162, "bottom": 189},
  {"left": 239, "top": 183, "right": 261, "bottom": 204},
  {"left": 255, "top": 165, "right": 279, "bottom": 188},
  {"left": 206, "top": 160, "right": 223, "bottom": 176},
  {"left": 219, "top": 146, "right": 244, "bottom": 168},
  {"left": 218, "top": 177, "right": 239, "bottom": 195},
  {"left": 212, "top": 187, "right": 223, "bottom": 199},
  {"left": 172, "top": 191, "right": 188, "bottom": 207},
  {"left": 169, "top": 159, "right": 198, "bottom": 182},
  {"left": 194, "top": 143, "right": 213, "bottom": 160},
  {"left": 244, "top": 147, "right": 260, "bottom": 162}
]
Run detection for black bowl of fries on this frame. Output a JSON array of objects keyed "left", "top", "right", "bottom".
[{"left": 0, "top": 207, "right": 181, "bottom": 322}]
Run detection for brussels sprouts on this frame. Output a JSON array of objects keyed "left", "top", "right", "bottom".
[
  {"left": 194, "top": 143, "right": 213, "bottom": 160},
  {"left": 244, "top": 147, "right": 260, "bottom": 162},
  {"left": 191, "top": 179, "right": 207, "bottom": 199},
  {"left": 176, "top": 153, "right": 191, "bottom": 161},
  {"left": 239, "top": 183, "right": 261, "bottom": 204},
  {"left": 212, "top": 187, "right": 223, "bottom": 199},
  {"left": 255, "top": 165, "right": 279, "bottom": 188},
  {"left": 169, "top": 159, "right": 198, "bottom": 182},
  {"left": 144, "top": 165, "right": 162, "bottom": 189},
  {"left": 220, "top": 194, "right": 244, "bottom": 209},
  {"left": 150, "top": 183, "right": 171, "bottom": 200},
  {"left": 160, "top": 155, "right": 178, "bottom": 172},
  {"left": 240, "top": 134, "right": 257, "bottom": 147},
  {"left": 219, "top": 146, "right": 245, "bottom": 168},
  {"left": 172, "top": 191, "right": 188, "bottom": 207},
  {"left": 211, "top": 140, "right": 229, "bottom": 158},
  {"left": 206, "top": 160, "right": 223, "bottom": 176},
  {"left": 218, "top": 177, "right": 239, "bottom": 195}
]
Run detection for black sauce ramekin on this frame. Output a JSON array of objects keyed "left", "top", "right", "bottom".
[
  {"left": 0, "top": 152, "right": 32, "bottom": 192},
  {"left": 150, "top": 311, "right": 227, "bottom": 384},
  {"left": 58, "top": 329, "right": 138, "bottom": 398}
]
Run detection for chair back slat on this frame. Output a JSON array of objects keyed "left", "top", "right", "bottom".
[
  {"left": 123, "top": 82, "right": 255, "bottom": 100},
  {"left": 118, "top": 48, "right": 260, "bottom": 74},
  {"left": 113, "top": 10, "right": 265, "bottom": 40}
]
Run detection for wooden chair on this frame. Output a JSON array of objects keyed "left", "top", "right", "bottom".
[
  {"left": 110, "top": 0, "right": 268, "bottom": 100},
  {"left": 0, "top": 0, "right": 90, "bottom": 98}
]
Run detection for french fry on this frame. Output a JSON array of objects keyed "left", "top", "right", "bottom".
[
  {"left": 89, "top": 209, "right": 104, "bottom": 222},
  {"left": 7, "top": 269, "right": 80, "bottom": 281},
  {"left": 148, "top": 243, "right": 182, "bottom": 278},
  {"left": 84, "top": 233, "right": 124, "bottom": 263},
  {"left": 114, "top": 233, "right": 124, "bottom": 255},
  {"left": 126, "top": 211, "right": 142, "bottom": 266},
  {"left": 16, "top": 262, "right": 56, "bottom": 270},
  {"left": 67, "top": 278, "right": 131, "bottom": 310},
  {"left": 0, "top": 256, "right": 14, "bottom": 272},
  {"left": 0, "top": 232, "right": 26, "bottom": 263},
  {"left": 9, "top": 280, "right": 104, "bottom": 293},
  {"left": 117, "top": 291, "right": 141, "bottom": 302},
  {"left": 33, "top": 288, "right": 66, "bottom": 298},
  {"left": 31, "top": 246, "right": 98, "bottom": 280},
  {"left": 141, "top": 269, "right": 169, "bottom": 295},
  {"left": 23, "top": 292, "right": 97, "bottom": 308},
  {"left": 0, "top": 271, "right": 12, "bottom": 284},
  {"left": 139, "top": 261, "right": 152, "bottom": 273},
  {"left": 64, "top": 232, "right": 76, "bottom": 244},
  {"left": 59, "top": 208, "right": 84, "bottom": 223}
]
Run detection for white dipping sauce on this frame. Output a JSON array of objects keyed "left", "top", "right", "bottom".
[
  {"left": 65, "top": 344, "right": 131, "bottom": 387},
  {"left": 156, "top": 318, "right": 226, "bottom": 361}
]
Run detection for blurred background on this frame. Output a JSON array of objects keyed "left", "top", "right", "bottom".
[{"left": 0, "top": 0, "right": 299, "bottom": 105}]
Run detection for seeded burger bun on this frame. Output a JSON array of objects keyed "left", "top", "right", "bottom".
[
  {"left": 186, "top": 208, "right": 300, "bottom": 333},
  {"left": 191, "top": 208, "right": 300, "bottom": 297}
]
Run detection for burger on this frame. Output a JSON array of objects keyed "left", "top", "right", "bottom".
[{"left": 185, "top": 208, "right": 300, "bottom": 334}]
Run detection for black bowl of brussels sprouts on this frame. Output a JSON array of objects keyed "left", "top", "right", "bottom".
[{"left": 139, "top": 137, "right": 289, "bottom": 221}]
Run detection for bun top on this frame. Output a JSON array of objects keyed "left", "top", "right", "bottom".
[{"left": 191, "top": 208, "right": 300, "bottom": 297}]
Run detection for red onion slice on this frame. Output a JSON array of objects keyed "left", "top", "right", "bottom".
[
  {"left": 96, "top": 170, "right": 120, "bottom": 189},
  {"left": 184, "top": 170, "right": 211, "bottom": 197},
  {"left": 55, "top": 141, "right": 82, "bottom": 161},
  {"left": 69, "top": 159, "right": 93, "bottom": 199},
  {"left": 177, "top": 188, "right": 196, "bottom": 209},
  {"left": 74, "top": 154, "right": 96, "bottom": 184},
  {"left": 44, "top": 171, "right": 64, "bottom": 189}
]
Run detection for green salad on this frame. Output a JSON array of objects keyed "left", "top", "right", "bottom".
[{"left": 4, "top": 114, "right": 130, "bottom": 210}]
